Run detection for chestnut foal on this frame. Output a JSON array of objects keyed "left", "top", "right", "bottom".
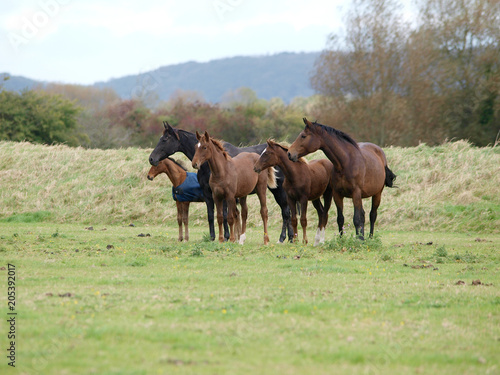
[
  {"left": 192, "top": 131, "right": 276, "bottom": 245},
  {"left": 148, "top": 157, "right": 203, "bottom": 241},
  {"left": 254, "top": 139, "right": 334, "bottom": 245}
]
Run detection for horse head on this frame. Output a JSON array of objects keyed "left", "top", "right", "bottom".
[
  {"left": 287, "top": 118, "right": 322, "bottom": 161},
  {"left": 254, "top": 139, "right": 280, "bottom": 173},
  {"left": 192, "top": 131, "right": 212, "bottom": 169},
  {"left": 147, "top": 158, "right": 169, "bottom": 181},
  {"left": 149, "top": 122, "right": 182, "bottom": 166}
]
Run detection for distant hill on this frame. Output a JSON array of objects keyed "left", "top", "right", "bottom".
[
  {"left": 1, "top": 74, "right": 41, "bottom": 92},
  {"left": 94, "top": 52, "right": 320, "bottom": 103},
  {"left": 2, "top": 52, "right": 320, "bottom": 103}
]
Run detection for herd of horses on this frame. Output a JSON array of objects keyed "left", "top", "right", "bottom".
[{"left": 148, "top": 118, "right": 397, "bottom": 245}]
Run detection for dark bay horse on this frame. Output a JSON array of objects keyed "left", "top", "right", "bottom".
[
  {"left": 288, "top": 118, "right": 397, "bottom": 239},
  {"left": 254, "top": 139, "right": 334, "bottom": 245},
  {"left": 149, "top": 122, "right": 293, "bottom": 242},
  {"left": 192, "top": 131, "right": 276, "bottom": 244},
  {"left": 147, "top": 157, "right": 204, "bottom": 242}
]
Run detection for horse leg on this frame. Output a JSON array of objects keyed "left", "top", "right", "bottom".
[
  {"left": 369, "top": 192, "right": 382, "bottom": 238},
  {"left": 222, "top": 200, "right": 230, "bottom": 241},
  {"left": 352, "top": 191, "right": 365, "bottom": 240},
  {"left": 204, "top": 197, "right": 216, "bottom": 241},
  {"left": 257, "top": 185, "right": 269, "bottom": 245},
  {"left": 176, "top": 201, "right": 183, "bottom": 242},
  {"left": 239, "top": 196, "right": 248, "bottom": 245},
  {"left": 234, "top": 204, "right": 241, "bottom": 241},
  {"left": 300, "top": 199, "right": 308, "bottom": 244},
  {"left": 214, "top": 197, "right": 225, "bottom": 243},
  {"left": 269, "top": 182, "right": 292, "bottom": 243},
  {"left": 333, "top": 193, "right": 344, "bottom": 235},
  {"left": 183, "top": 202, "right": 190, "bottom": 242},
  {"left": 226, "top": 198, "right": 237, "bottom": 242},
  {"left": 311, "top": 199, "right": 324, "bottom": 246},
  {"left": 288, "top": 197, "right": 298, "bottom": 243},
  {"left": 320, "top": 186, "right": 333, "bottom": 243}
]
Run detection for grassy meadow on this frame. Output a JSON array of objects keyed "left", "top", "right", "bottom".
[{"left": 0, "top": 140, "right": 499, "bottom": 374}]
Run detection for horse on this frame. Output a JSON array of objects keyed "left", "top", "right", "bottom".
[
  {"left": 147, "top": 157, "right": 204, "bottom": 242},
  {"left": 148, "top": 122, "right": 293, "bottom": 243},
  {"left": 192, "top": 131, "right": 276, "bottom": 245},
  {"left": 254, "top": 139, "right": 334, "bottom": 245},
  {"left": 287, "top": 118, "right": 397, "bottom": 240}
]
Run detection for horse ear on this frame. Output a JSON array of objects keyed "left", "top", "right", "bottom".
[
  {"left": 165, "top": 122, "right": 180, "bottom": 140},
  {"left": 196, "top": 131, "right": 202, "bottom": 141},
  {"left": 203, "top": 131, "right": 210, "bottom": 142},
  {"left": 266, "top": 139, "right": 273, "bottom": 147},
  {"left": 303, "top": 117, "right": 313, "bottom": 129}
]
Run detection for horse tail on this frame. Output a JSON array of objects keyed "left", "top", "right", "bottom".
[
  {"left": 267, "top": 167, "right": 277, "bottom": 189},
  {"left": 384, "top": 166, "right": 398, "bottom": 188}
]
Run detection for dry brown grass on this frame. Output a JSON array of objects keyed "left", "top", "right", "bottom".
[{"left": 0, "top": 140, "right": 498, "bottom": 233}]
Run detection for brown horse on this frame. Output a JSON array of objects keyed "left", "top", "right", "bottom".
[
  {"left": 288, "top": 118, "right": 397, "bottom": 239},
  {"left": 147, "top": 157, "right": 204, "bottom": 242},
  {"left": 254, "top": 139, "right": 333, "bottom": 245},
  {"left": 192, "top": 131, "right": 276, "bottom": 245}
]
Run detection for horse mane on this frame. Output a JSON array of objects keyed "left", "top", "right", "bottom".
[
  {"left": 163, "top": 125, "right": 194, "bottom": 142},
  {"left": 312, "top": 121, "right": 359, "bottom": 149},
  {"left": 268, "top": 139, "right": 308, "bottom": 164},
  {"left": 209, "top": 137, "right": 230, "bottom": 160},
  {"left": 166, "top": 157, "right": 187, "bottom": 171}
]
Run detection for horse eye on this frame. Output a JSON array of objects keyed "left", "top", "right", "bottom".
[{"left": 301, "top": 134, "right": 306, "bottom": 139}]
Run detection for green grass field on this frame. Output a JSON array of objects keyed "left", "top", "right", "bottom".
[{"left": 0, "top": 141, "right": 499, "bottom": 374}]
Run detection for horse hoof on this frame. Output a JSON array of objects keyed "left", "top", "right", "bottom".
[
  {"left": 314, "top": 228, "right": 321, "bottom": 246},
  {"left": 238, "top": 233, "right": 246, "bottom": 245}
]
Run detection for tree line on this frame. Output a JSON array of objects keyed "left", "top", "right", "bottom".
[
  {"left": 311, "top": 0, "right": 500, "bottom": 146},
  {"left": 1, "top": 0, "right": 498, "bottom": 148},
  {"left": 0, "top": 83, "right": 312, "bottom": 148}
]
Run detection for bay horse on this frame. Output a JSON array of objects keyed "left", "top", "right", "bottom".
[
  {"left": 254, "top": 139, "right": 334, "bottom": 245},
  {"left": 192, "top": 131, "right": 276, "bottom": 245},
  {"left": 148, "top": 122, "right": 293, "bottom": 243},
  {"left": 287, "top": 118, "right": 397, "bottom": 240},
  {"left": 147, "top": 157, "right": 204, "bottom": 242}
]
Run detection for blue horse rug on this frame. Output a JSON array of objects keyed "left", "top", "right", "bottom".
[{"left": 172, "top": 172, "right": 205, "bottom": 202}]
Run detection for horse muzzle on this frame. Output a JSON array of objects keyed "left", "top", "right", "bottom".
[
  {"left": 287, "top": 151, "right": 298, "bottom": 162},
  {"left": 149, "top": 156, "right": 159, "bottom": 166},
  {"left": 147, "top": 175, "right": 154, "bottom": 181},
  {"left": 253, "top": 166, "right": 261, "bottom": 173},
  {"left": 192, "top": 162, "right": 199, "bottom": 169}
]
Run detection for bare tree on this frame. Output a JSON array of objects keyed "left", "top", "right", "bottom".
[
  {"left": 312, "top": 0, "right": 500, "bottom": 146},
  {"left": 416, "top": 0, "right": 500, "bottom": 144},
  {"left": 312, "top": 0, "right": 411, "bottom": 145}
]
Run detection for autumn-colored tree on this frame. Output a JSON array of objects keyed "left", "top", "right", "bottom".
[
  {"left": 311, "top": 0, "right": 500, "bottom": 146},
  {"left": 416, "top": 0, "right": 500, "bottom": 145},
  {"left": 40, "top": 83, "right": 119, "bottom": 111},
  {"left": 312, "top": 0, "right": 414, "bottom": 145}
]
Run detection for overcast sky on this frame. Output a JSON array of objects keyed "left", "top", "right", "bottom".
[{"left": 1, "top": 0, "right": 414, "bottom": 85}]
